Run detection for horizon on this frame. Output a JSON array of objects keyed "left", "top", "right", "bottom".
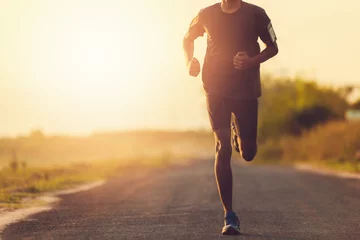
[{"left": 1, "top": 127, "right": 213, "bottom": 139}]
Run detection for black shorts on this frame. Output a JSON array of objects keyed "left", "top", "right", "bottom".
[{"left": 206, "top": 95, "right": 258, "bottom": 140}]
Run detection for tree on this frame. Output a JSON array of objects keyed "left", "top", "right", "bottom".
[
  {"left": 292, "top": 105, "right": 336, "bottom": 130},
  {"left": 29, "top": 129, "right": 45, "bottom": 139},
  {"left": 10, "top": 149, "right": 19, "bottom": 172},
  {"left": 258, "top": 76, "right": 349, "bottom": 139},
  {"left": 351, "top": 99, "right": 360, "bottom": 110}
]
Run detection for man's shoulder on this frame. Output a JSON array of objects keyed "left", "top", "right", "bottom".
[
  {"left": 199, "top": 3, "right": 220, "bottom": 16},
  {"left": 243, "top": 2, "right": 266, "bottom": 14}
]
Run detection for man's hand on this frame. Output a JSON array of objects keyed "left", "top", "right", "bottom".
[
  {"left": 233, "top": 52, "right": 256, "bottom": 70},
  {"left": 187, "top": 57, "right": 201, "bottom": 77}
]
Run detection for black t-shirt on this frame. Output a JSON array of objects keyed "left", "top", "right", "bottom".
[{"left": 186, "top": 2, "right": 277, "bottom": 99}]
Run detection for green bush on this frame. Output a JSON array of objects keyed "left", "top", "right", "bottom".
[
  {"left": 259, "top": 77, "right": 349, "bottom": 139},
  {"left": 290, "top": 105, "right": 337, "bottom": 132}
]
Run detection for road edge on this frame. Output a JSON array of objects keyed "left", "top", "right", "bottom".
[
  {"left": 294, "top": 163, "right": 360, "bottom": 180},
  {"left": 0, "top": 180, "right": 106, "bottom": 235}
]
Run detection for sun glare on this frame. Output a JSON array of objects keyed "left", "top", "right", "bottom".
[
  {"left": 58, "top": 25, "right": 148, "bottom": 91},
  {"left": 0, "top": 0, "right": 205, "bottom": 134},
  {"left": 27, "top": 4, "right": 166, "bottom": 112}
]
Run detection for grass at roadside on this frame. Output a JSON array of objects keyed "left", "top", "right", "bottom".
[
  {"left": 0, "top": 156, "right": 174, "bottom": 210},
  {"left": 0, "top": 161, "right": 114, "bottom": 209},
  {"left": 256, "top": 121, "right": 360, "bottom": 174},
  {"left": 254, "top": 156, "right": 360, "bottom": 174},
  {"left": 295, "top": 160, "right": 360, "bottom": 174}
]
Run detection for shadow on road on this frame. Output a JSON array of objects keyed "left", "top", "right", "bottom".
[{"left": 239, "top": 232, "right": 306, "bottom": 240}]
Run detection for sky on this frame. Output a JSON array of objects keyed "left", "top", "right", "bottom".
[{"left": 1, "top": 0, "right": 360, "bottom": 136}]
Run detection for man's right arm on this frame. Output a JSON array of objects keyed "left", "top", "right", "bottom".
[
  {"left": 183, "top": 35, "right": 195, "bottom": 67},
  {"left": 183, "top": 11, "right": 205, "bottom": 76},
  {"left": 183, "top": 35, "right": 201, "bottom": 77}
]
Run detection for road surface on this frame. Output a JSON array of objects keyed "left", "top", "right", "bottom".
[{"left": 2, "top": 161, "right": 360, "bottom": 240}]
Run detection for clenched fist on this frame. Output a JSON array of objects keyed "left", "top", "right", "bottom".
[
  {"left": 187, "top": 58, "right": 201, "bottom": 77},
  {"left": 233, "top": 52, "right": 255, "bottom": 70}
]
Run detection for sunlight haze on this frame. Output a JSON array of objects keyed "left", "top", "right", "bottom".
[{"left": 1, "top": 0, "right": 359, "bottom": 136}]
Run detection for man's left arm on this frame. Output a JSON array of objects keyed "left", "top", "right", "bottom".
[
  {"left": 252, "top": 16, "right": 279, "bottom": 65},
  {"left": 234, "top": 9, "right": 278, "bottom": 70}
]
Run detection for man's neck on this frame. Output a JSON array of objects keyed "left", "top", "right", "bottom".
[{"left": 221, "top": 0, "right": 242, "bottom": 13}]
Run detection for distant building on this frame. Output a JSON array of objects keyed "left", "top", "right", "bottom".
[{"left": 346, "top": 110, "right": 360, "bottom": 121}]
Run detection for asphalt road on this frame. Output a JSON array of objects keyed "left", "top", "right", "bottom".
[{"left": 2, "top": 160, "right": 360, "bottom": 240}]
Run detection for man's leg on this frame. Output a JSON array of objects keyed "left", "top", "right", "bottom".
[
  {"left": 207, "top": 96, "right": 240, "bottom": 235},
  {"left": 233, "top": 99, "right": 258, "bottom": 162},
  {"left": 214, "top": 128, "right": 233, "bottom": 213},
  {"left": 214, "top": 127, "right": 241, "bottom": 235},
  {"left": 206, "top": 96, "right": 233, "bottom": 213}
]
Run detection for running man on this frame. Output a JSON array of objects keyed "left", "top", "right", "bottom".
[{"left": 183, "top": 0, "right": 278, "bottom": 235}]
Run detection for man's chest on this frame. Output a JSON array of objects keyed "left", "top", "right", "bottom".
[{"left": 203, "top": 13, "right": 257, "bottom": 43}]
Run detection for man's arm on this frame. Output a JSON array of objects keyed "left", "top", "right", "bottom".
[
  {"left": 234, "top": 10, "right": 279, "bottom": 70},
  {"left": 183, "top": 35, "right": 195, "bottom": 67},
  {"left": 183, "top": 35, "right": 201, "bottom": 77},
  {"left": 234, "top": 41, "right": 278, "bottom": 70},
  {"left": 253, "top": 12, "right": 279, "bottom": 65},
  {"left": 183, "top": 11, "right": 205, "bottom": 76},
  {"left": 251, "top": 41, "right": 278, "bottom": 66}
]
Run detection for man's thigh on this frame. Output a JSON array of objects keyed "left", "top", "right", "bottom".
[
  {"left": 232, "top": 99, "right": 258, "bottom": 142},
  {"left": 206, "top": 95, "right": 232, "bottom": 131}
]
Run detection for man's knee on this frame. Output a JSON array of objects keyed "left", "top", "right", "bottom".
[
  {"left": 241, "top": 140, "right": 257, "bottom": 162},
  {"left": 214, "top": 128, "right": 232, "bottom": 161}
]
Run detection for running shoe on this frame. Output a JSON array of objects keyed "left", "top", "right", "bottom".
[{"left": 222, "top": 212, "right": 241, "bottom": 235}]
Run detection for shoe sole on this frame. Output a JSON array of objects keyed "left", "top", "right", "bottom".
[{"left": 222, "top": 226, "right": 241, "bottom": 236}]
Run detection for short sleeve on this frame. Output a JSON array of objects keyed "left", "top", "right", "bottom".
[
  {"left": 257, "top": 9, "right": 277, "bottom": 45},
  {"left": 185, "top": 10, "right": 205, "bottom": 41}
]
